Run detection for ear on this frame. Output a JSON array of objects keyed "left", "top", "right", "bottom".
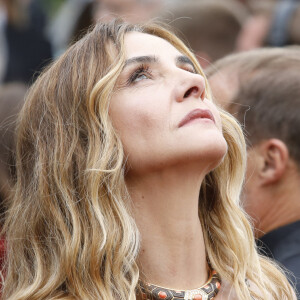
[{"left": 258, "top": 139, "right": 289, "bottom": 186}]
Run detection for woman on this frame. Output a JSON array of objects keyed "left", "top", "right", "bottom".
[{"left": 2, "top": 20, "right": 295, "bottom": 299}]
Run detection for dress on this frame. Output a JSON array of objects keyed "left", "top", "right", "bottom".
[{"left": 257, "top": 220, "right": 300, "bottom": 297}]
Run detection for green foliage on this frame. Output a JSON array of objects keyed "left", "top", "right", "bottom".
[{"left": 37, "top": 0, "right": 66, "bottom": 18}]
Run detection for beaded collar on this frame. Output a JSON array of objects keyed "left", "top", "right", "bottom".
[{"left": 138, "top": 269, "right": 221, "bottom": 300}]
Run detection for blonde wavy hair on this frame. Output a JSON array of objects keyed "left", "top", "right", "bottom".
[{"left": 2, "top": 20, "right": 294, "bottom": 299}]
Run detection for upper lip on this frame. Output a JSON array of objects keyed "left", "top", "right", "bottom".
[{"left": 178, "top": 108, "right": 215, "bottom": 127}]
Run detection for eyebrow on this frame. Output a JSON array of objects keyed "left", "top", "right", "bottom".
[
  {"left": 123, "top": 55, "right": 196, "bottom": 70},
  {"left": 124, "top": 55, "right": 159, "bottom": 68},
  {"left": 176, "top": 55, "right": 195, "bottom": 69}
]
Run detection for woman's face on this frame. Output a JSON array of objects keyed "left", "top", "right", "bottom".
[{"left": 109, "top": 32, "right": 227, "bottom": 175}]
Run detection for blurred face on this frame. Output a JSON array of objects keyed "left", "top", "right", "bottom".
[
  {"left": 109, "top": 32, "right": 227, "bottom": 175},
  {"left": 94, "top": 0, "right": 162, "bottom": 23},
  {"left": 208, "top": 69, "right": 239, "bottom": 110}
]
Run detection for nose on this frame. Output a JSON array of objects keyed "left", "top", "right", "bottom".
[{"left": 175, "top": 72, "right": 206, "bottom": 102}]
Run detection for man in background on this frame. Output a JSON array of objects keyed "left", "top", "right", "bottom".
[
  {"left": 207, "top": 48, "right": 300, "bottom": 295},
  {"left": 160, "top": 0, "right": 248, "bottom": 68}
]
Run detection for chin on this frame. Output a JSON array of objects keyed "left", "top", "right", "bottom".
[
  {"left": 171, "top": 135, "right": 228, "bottom": 173},
  {"left": 125, "top": 133, "right": 228, "bottom": 174},
  {"left": 196, "top": 136, "right": 228, "bottom": 171},
  {"left": 208, "top": 148, "right": 228, "bottom": 171}
]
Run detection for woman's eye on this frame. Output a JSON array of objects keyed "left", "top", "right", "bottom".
[
  {"left": 183, "top": 66, "right": 196, "bottom": 74},
  {"left": 134, "top": 73, "right": 149, "bottom": 82},
  {"left": 128, "top": 65, "right": 152, "bottom": 85}
]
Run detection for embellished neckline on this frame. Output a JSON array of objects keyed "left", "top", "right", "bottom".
[{"left": 137, "top": 269, "right": 221, "bottom": 300}]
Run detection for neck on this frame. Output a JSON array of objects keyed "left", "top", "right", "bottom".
[
  {"left": 257, "top": 165, "right": 300, "bottom": 237},
  {"left": 127, "top": 164, "right": 209, "bottom": 290}
]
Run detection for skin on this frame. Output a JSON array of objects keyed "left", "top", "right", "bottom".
[
  {"left": 93, "top": 0, "right": 162, "bottom": 23},
  {"left": 242, "top": 140, "right": 300, "bottom": 237},
  {"left": 109, "top": 31, "right": 237, "bottom": 298},
  {"left": 208, "top": 69, "right": 300, "bottom": 238},
  {"left": 208, "top": 68, "right": 238, "bottom": 110},
  {"left": 235, "top": 14, "right": 271, "bottom": 52}
]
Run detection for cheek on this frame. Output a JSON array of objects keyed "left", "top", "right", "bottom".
[
  {"left": 205, "top": 101, "right": 223, "bottom": 131},
  {"left": 111, "top": 104, "right": 158, "bottom": 134},
  {"left": 109, "top": 96, "right": 165, "bottom": 153}
]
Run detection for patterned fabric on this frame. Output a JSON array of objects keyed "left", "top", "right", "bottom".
[{"left": 137, "top": 270, "right": 221, "bottom": 300}]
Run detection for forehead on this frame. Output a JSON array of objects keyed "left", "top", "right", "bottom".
[{"left": 124, "top": 31, "right": 182, "bottom": 59}]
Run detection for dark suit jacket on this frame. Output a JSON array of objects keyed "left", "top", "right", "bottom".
[{"left": 257, "top": 220, "right": 300, "bottom": 298}]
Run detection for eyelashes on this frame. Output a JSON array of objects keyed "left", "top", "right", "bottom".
[
  {"left": 126, "top": 64, "right": 153, "bottom": 85},
  {"left": 124, "top": 63, "right": 197, "bottom": 86},
  {"left": 182, "top": 66, "right": 197, "bottom": 74}
]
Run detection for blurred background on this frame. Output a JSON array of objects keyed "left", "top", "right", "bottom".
[
  {"left": 0, "top": 0, "right": 299, "bottom": 86},
  {"left": 1, "top": 0, "right": 300, "bottom": 220}
]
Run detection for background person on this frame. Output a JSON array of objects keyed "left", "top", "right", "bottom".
[
  {"left": 207, "top": 47, "right": 300, "bottom": 295},
  {"left": 49, "top": 0, "right": 163, "bottom": 56},
  {"left": 159, "top": 0, "right": 248, "bottom": 68},
  {"left": 236, "top": 0, "right": 300, "bottom": 51},
  {"left": 0, "top": 0, "right": 52, "bottom": 84},
  {"left": 0, "top": 83, "right": 26, "bottom": 220}
]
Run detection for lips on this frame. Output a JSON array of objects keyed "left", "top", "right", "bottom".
[{"left": 178, "top": 109, "right": 215, "bottom": 128}]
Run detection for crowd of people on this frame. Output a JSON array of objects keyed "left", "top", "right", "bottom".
[{"left": 0, "top": 0, "right": 300, "bottom": 299}]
